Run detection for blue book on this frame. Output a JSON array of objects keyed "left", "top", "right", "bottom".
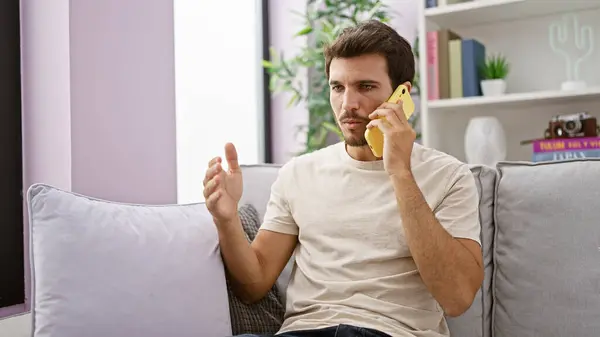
[
  {"left": 532, "top": 149, "right": 600, "bottom": 162},
  {"left": 426, "top": 0, "right": 437, "bottom": 8},
  {"left": 461, "top": 39, "right": 486, "bottom": 97}
]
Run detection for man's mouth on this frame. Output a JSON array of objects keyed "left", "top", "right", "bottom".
[{"left": 342, "top": 119, "right": 366, "bottom": 125}]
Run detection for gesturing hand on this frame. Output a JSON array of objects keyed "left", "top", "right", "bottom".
[
  {"left": 202, "top": 143, "right": 243, "bottom": 226},
  {"left": 367, "top": 100, "right": 416, "bottom": 175}
]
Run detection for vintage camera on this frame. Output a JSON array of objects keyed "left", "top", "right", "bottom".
[{"left": 545, "top": 112, "right": 599, "bottom": 139}]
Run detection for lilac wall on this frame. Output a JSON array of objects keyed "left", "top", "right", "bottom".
[
  {"left": 69, "top": 0, "right": 177, "bottom": 205},
  {"left": 268, "top": 0, "right": 309, "bottom": 164}
]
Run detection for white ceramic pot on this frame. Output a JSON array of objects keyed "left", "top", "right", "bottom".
[
  {"left": 464, "top": 116, "right": 507, "bottom": 166},
  {"left": 480, "top": 79, "right": 507, "bottom": 96},
  {"left": 561, "top": 80, "right": 587, "bottom": 91}
]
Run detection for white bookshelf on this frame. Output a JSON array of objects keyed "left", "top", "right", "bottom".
[{"left": 417, "top": 0, "right": 600, "bottom": 162}]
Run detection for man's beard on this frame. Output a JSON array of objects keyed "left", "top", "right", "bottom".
[
  {"left": 344, "top": 133, "right": 368, "bottom": 147},
  {"left": 338, "top": 110, "right": 369, "bottom": 147}
]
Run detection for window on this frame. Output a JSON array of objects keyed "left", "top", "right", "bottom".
[
  {"left": 174, "top": 0, "right": 270, "bottom": 204},
  {"left": 0, "top": 0, "right": 25, "bottom": 312}
]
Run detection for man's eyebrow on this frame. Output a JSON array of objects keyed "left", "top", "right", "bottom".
[
  {"left": 328, "top": 80, "right": 381, "bottom": 86},
  {"left": 357, "top": 80, "right": 380, "bottom": 85}
]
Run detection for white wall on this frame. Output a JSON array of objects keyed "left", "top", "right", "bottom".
[{"left": 174, "top": 0, "right": 264, "bottom": 203}]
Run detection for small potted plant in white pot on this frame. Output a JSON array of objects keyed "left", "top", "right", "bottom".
[{"left": 479, "top": 53, "right": 510, "bottom": 97}]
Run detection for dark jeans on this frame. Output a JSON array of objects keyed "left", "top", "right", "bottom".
[{"left": 235, "top": 324, "right": 392, "bottom": 337}]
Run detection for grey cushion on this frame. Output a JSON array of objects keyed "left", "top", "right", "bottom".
[
  {"left": 446, "top": 165, "right": 496, "bottom": 337},
  {"left": 226, "top": 204, "right": 285, "bottom": 335},
  {"left": 240, "top": 164, "right": 282, "bottom": 223},
  {"left": 26, "top": 184, "right": 231, "bottom": 337},
  {"left": 240, "top": 164, "right": 294, "bottom": 304},
  {"left": 493, "top": 159, "right": 600, "bottom": 337}
]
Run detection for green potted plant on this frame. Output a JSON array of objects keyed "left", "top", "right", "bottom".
[
  {"left": 262, "top": 0, "right": 420, "bottom": 154},
  {"left": 479, "top": 53, "right": 510, "bottom": 97}
]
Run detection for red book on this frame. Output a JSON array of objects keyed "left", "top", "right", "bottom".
[
  {"left": 427, "top": 31, "right": 439, "bottom": 100},
  {"left": 532, "top": 137, "right": 600, "bottom": 153}
]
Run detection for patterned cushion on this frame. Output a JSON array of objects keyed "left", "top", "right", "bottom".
[{"left": 226, "top": 204, "right": 285, "bottom": 335}]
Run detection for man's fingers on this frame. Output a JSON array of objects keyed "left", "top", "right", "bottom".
[
  {"left": 208, "top": 156, "right": 222, "bottom": 168},
  {"left": 225, "top": 143, "right": 240, "bottom": 171},
  {"left": 378, "top": 101, "right": 408, "bottom": 123},
  {"left": 205, "top": 189, "right": 222, "bottom": 209},
  {"left": 369, "top": 108, "right": 402, "bottom": 128},
  {"left": 203, "top": 162, "right": 223, "bottom": 187},
  {"left": 367, "top": 118, "right": 392, "bottom": 133},
  {"left": 203, "top": 173, "right": 223, "bottom": 199}
]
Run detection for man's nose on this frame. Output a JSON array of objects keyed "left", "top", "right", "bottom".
[{"left": 341, "top": 90, "right": 359, "bottom": 112}]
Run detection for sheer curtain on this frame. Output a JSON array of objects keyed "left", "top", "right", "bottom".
[{"left": 174, "top": 0, "right": 265, "bottom": 203}]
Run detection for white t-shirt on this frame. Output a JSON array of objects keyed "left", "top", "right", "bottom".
[{"left": 260, "top": 141, "right": 481, "bottom": 337}]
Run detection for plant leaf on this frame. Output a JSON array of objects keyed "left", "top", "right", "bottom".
[
  {"left": 262, "top": 60, "right": 273, "bottom": 68},
  {"left": 296, "top": 26, "right": 313, "bottom": 36}
]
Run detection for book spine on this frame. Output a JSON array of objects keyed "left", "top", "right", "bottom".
[
  {"left": 427, "top": 31, "right": 439, "bottom": 100},
  {"left": 449, "top": 39, "right": 463, "bottom": 98},
  {"left": 533, "top": 137, "right": 600, "bottom": 153},
  {"left": 532, "top": 149, "right": 600, "bottom": 162},
  {"left": 437, "top": 30, "right": 461, "bottom": 99},
  {"left": 461, "top": 39, "right": 485, "bottom": 97}
]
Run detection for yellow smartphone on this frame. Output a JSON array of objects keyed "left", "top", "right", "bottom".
[{"left": 364, "top": 84, "right": 415, "bottom": 157}]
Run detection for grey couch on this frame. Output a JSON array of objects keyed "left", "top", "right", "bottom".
[{"left": 239, "top": 158, "right": 600, "bottom": 337}]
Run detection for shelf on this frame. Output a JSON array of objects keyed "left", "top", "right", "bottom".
[
  {"left": 427, "top": 87, "right": 600, "bottom": 111},
  {"left": 425, "top": 0, "right": 600, "bottom": 30}
]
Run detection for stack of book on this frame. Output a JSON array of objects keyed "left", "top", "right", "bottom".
[
  {"left": 426, "top": 29, "right": 486, "bottom": 101},
  {"left": 532, "top": 137, "right": 600, "bottom": 162}
]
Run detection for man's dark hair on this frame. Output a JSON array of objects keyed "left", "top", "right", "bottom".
[{"left": 324, "top": 19, "right": 415, "bottom": 89}]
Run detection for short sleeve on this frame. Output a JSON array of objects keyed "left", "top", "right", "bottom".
[
  {"left": 259, "top": 160, "right": 299, "bottom": 236},
  {"left": 434, "top": 164, "right": 481, "bottom": 245}
]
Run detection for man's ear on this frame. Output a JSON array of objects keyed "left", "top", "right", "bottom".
[{"left": 402, "top": 81, "right": 412, "bottom": 93}]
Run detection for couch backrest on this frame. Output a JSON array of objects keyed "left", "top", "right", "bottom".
[
  {"left": 492, "top": 159, "right": 600, "bottom": 337},
  {"left": 446, "top": 165, "right": 496, "bottom": 337}
]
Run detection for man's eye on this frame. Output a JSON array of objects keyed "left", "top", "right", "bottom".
[
  {"left": 362, "top": 84, "right": 373, "bottom": 90},
  {"left": 332, "top": 85, "right": 343, "bottom": 92}
]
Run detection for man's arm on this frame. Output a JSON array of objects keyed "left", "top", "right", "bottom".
[
  {"left": 217, "top": 217, "right": 297, "bottom": 304},
  {"left": 390, "top": 166, "right": 484, "bottom": 317},
  {"left": 220, "top": 159, "right": 299, "bottom": 304}
]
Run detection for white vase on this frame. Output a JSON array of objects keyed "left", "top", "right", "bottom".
[
  {"left": 464, "top": 116, "right": 507, "bottom": 167},
  {"left": 480, "top": 79, "right": 507, "bottom": 96},
  {"left": 561, "top": 80, "right": 587, "bottom": 91}
]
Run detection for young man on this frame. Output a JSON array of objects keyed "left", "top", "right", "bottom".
[{"left": 203, "top": 20, "right": 483, "bottom": 337}]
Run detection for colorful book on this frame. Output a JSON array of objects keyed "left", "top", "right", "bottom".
[
  {"left": 427, "top": 30, "right": 461, "bottom": 100},
  {"left": 427, "top": 31, "right": 439, "bottom": 100},
  {"left": 461, "top": 39, "right": 486, "bottom": 97},
  {"left": 533, "top": 137, "right": 600, "bottom": 153},
  {"left": 533, "top": 149, "right": 600, "bottom": 162},
  {"left": 448, "top": 39, "right": 463, "bottom": 98}
]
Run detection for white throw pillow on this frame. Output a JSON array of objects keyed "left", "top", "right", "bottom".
[{"left": 27, "top": 184, "right": 231, "bottom": 337}]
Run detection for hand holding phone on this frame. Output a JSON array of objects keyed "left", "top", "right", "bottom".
[{"left": 364, "top": 84, "right": 415, "bottom": 157}]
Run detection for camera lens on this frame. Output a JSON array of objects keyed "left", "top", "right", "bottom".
[
  {"left": 553, "top": 125, "right": 564, "bottom": 137},
  {"left": 402, "top": 89, "right": 406, "bottom": 94},
  {"left": 565, "top": 121, "right": 576, "bottom": 131}
]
